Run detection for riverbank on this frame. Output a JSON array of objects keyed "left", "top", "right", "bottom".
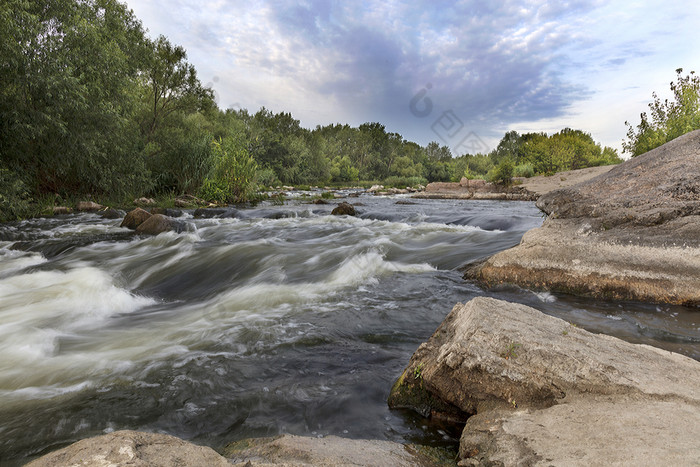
[
  {"left": 413, "top": 164, "right": 617, "bottom": 201},
  {"left": 465, "top": 130, "right": 700, "bottom": 305},
  {"left": 389, "top": 297, "right": 700, "bottom": 465}
]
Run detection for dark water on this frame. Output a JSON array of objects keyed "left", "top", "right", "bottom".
[{"left": 0, "top": 195, "right": 697, "bottom": 464}]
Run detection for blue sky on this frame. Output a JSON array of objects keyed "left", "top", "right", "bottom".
[{"left": 124, "top": 0, "right": 699, "bottom": 155}]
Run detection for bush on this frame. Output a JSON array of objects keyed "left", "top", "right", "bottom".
[
  {"left": 255, "top": 167, "right": 279, "bottom": 188},
  {"left": 200, "top": 137, "right": 257, "bottom": 203},
  {"left": 487, "top": 159, "right": 515, "bottom": 186},
  {"left": 513, "top": 163, "right": 535, "bottom": 178},
  {"left": 0, "top": 168, "right": 34, "bottom": 222}
]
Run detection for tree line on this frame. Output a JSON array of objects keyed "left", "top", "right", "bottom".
[{"left": 2, "top": 0, "right": 694, "bottom": 222}]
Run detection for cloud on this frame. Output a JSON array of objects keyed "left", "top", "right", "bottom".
[{"left": 125, "top": 0, "right": 700, "bottom": 151}]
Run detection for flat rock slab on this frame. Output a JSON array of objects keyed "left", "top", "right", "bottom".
[
  {"left": 25, "top": 430, "right": 231, "bottom": 467},
  {"left": 518, "top": 165, "right": 615, "bottom": 196},
  {"left": 462, "top": 397, "right": 700, "bottom": 466},
  {"left": 389, "top": 297, "right": 700, "bottom": 466},
  {"left": 225, "top": 434, "right": 448, "bottom": 466}
]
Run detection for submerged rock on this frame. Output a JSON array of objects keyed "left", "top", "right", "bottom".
[
  {"left": 389, "top": 297, "right": 700, "bottom": 466},
  {"left": 193, "top": 207, "right": 240, "bottom": 219},
  {"left": 331, "top": 202, "right": 356, "bottom": 216},
  {"left": 25, "top": 430, "right": 230, "bottom": 467},
  {"left": 120, "top": 207, "right": 152, "bottom": 230},
  {"left": 465, "top": 130, "right": 700, "bottom": 305},
  {"left": 99, "top": 208, "right": 123, "bottom": 219}
]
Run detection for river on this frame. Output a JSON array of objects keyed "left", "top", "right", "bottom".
[{"left": 0, "top": 195, "right": 697, "bottom": 464}]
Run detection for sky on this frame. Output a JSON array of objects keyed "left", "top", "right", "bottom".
[{"left": 124, "top": 0, "right": 699, "bottom": 156}]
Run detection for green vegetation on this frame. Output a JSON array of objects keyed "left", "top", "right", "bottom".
[
  {"left": 500, "top": 342, "right": 521, "bottom": 360},
  {"left": 0, "top": 0, "right": 629, "bottom": 222},
  {"left": 623, "top": 68, "right": 700, "bottom": 156}
]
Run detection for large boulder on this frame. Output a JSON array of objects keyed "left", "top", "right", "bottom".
[
  {"left": 25, "top": 430, "right": 230, "bottom": 467},
  {"left": 465, "top": 130, "right": 700, "bottom": 305},
  {"left": 120, "top": 207, "right": 152, "bottom": 230},
  {"left": 389, "top": 297, "right": 700, "bottom": 466}
]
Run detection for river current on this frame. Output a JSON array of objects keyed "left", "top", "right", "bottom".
[{"left": 0, "top": 195, "right": 697, "bottom": 464}]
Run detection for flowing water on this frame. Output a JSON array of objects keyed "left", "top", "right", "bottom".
[{"left": 0, "top": 195, "right": 698, "bottom": 464}]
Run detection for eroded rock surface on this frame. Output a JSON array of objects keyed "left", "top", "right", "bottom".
[
  {"left": 465, "top": 130, "right": 700, "bottom": 304},
  {"left": 225, "top": 434, "right": 450, "bottom": 466},
  {"left": 25, "top": 430, "right": 231, "bottom": 467},
  {"left": 389, "top": 297, "right": 700, "bottom": 466}
]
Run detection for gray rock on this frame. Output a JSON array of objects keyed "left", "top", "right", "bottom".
[
  {"left": 120, "top": 207, "right": 152, "bottom": 230},
  {"left": 193, "top": 207, "right": 241, "bottom": 218},
  {"left": 225, "top": 434, "right": 447, "bottom": 466},
  {"left": 25, "top": 430, "right": 230, "bottom": 467},
  {"left": 389, "top": 297, "right": 700, "bottom": 466},
  {"left": 465, "top": 130, "right": 700, "bottom": 304},
  {"left": 133, "top": 197, "right": 156, "bottom": 206},
  {"left": 100, "top": 208, "right": 124, "bottom": 219},
  {"left": 76, "top": 201, "right": 104, "bottom": 212}
]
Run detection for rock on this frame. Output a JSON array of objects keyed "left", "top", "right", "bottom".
[
  {"left": 133, "top": 197, "right": 156, "bottom": 206},
  {"left": 174, "top": 194, "right": 206, "bottom": 207},
  {"left": 389, "top": 297, "right": 700, "bottom": 466},
  {"left": 135, "top": 214, "right": 181, "bottom": 235},
  {"left": 193, "top": 207, "right": 241, "bottom": 219},
  {"left": 396, "top": 200, "right": 417, "bottom": 205},
  {"left": 25, "top": 430, "right": 230, "bottom": 467},
  {"left": 224, "top": 434, "right": 449, "bottom": 467},
  {"left": 331, "top": 202, "right": 356, "bottom": 216},
  {"left": 120, "top": 208, "right": 152, "bottom": 230},
  {"left": 76, "top": 201, "right": 104, "bottom": 212},
  {"left": 465, "top": 131, "right": 700, "bottom": 304},
  {"left": 52, "top": 206, "right": 72, "bottom": 215},
  {"left": 313, "top": 198, "right": 328, "bottom": 204},
  {"left": 368, "top": 184, "right": 384, "bottom": 193},
  {"left": 99, "top": 208, "right": 123, "bottom": 219},
  {"left": 150, "top": 207, "right": 183, "bottom": 217}
]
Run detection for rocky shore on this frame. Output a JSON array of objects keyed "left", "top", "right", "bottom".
[
  {"left": 465, "top": 130, "right": 700, "bottom": 305},
  {"left": 413, "top": 178, "right": 537, "bottom": 201},
  {"left": 389, "top": 297, "right": 700, "bottom": 465}
]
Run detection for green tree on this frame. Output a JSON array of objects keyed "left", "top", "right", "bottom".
[
  {"left": 139, "top": 35, "right": 214, "bottom": 143},
  {"left": 0, "top": 0, "right": 151, "bottom": 197},
  {"left": 624, "top": 68, "right": 700, "bottom": 156}
]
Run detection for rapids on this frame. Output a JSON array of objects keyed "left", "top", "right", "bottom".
[{"left": 0, "top": 195, "right": 697, "bottom": 464}]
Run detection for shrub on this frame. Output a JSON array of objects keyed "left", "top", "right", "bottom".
[
  {"left": 200, "top": 137, "right": 257, "bottom": 203},
  {"left": 487, "top": 159, "right": 515, "bottom": 186},
  {"left": 0, "top": 168, "right": 35, "bottom": 222},
  {"left": 513, "top": 163, "right": 535, "bottom": 178}
]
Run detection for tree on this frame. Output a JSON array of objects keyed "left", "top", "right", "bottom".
[
  {"left": 623, "top": 68, "right": 700, "bottom": 156},
  {"left": 0, "top": 0, "right": 152, "bottom": 197},
  {"left": 140, "top": 35, "right": 214, "bottom": 143}
]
